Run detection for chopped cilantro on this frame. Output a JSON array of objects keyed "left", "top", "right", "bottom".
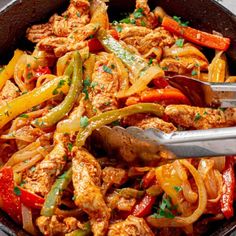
[
  {"left": 80, "top": 116, "right": 89, "bottom": 128},
  {"left": 27, "top": 72, "right": 33, "bottom": 80},
  {"left": 120, "top": 17, "right": 131, "bottom": 24},
  {"left": 77, "top": 12, "right": 81, "bottom": 17},
  {"left": 141, "top": 20, "right": 146, "bottom": 26},
  {"left": 116, "top": 25, "right": 122, "bottom": 33},
  {"left": 133, "top": 8, "right": 144, "bottom": 19},
  {"left": 162, "top": 66, "right": 168, "bottom": 71},
  {"left": 90, "top": 81, "right": 98, "bottom": 88},
  {"left": 103, "top": 65, "right": 112, "bottom": 74},
  {"left": 64, "top": 15, "right": 68, "bottom": 20},
  {"left": 148, "top": 58, "right": 154, "bottom": 65},
  {"left": 53, "top": 79, "right": 66, "bottom": 95},
  {"left": 13, "top": 186, "right": 21, "bottom": 196},
  {"left": 173, "top": 16, "right": 189, "bottom": 26},
  {"left": 83, "top": 77, "right": 91, "bottom": 87},
  {"left": 30, "top": 166, "right": 36, "bottom": 172},
  {"left": 173, "top": 186, "right": 182, "bottom": 192},
  {"left": 191, "top": 70, "right": 198, "bottom": 76},
  {"left": 19, "top": 114, "right": 29, "bottom": 118},
  {"left": 68, "top": 143, "right": 73, "bottom": 152},
  {"left": 104, "top": 101, "right": 111, "bottom": 106},
  {"left": 194, "top": 113, "right": 201, "bottom": 122},
  {"left": 175, "top": 38, "right": 184, "bottom": 47},
  {"left": 152, "top": 196, "right": 175, "bottom": 219}
]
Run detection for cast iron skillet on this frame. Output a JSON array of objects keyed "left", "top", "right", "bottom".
[{"left": 0, "top": 0, "right": 236, "bottom": 235}]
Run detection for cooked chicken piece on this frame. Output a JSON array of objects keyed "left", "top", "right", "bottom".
[
  {"left": 119, "top": 25, "right": 152, "bottom": 40},
  {"left": 36, "top": 215, "right": 83, "bottom": 236},
  {"left": 38, "top": 22, "right": 98, "bottom": 57},
  {"left": 122, "top": 114, "right": 177, "bottom": 133},
  {"left": 160, "top": 57, "right": 208, "bottom": 74},
  {"left": 161, "top": 44, "right": 209, "bottom": 74},
  {"left": 165, "top": 105, "right": 236, "bottom": 129},
  {"left": 133, "top": 0, "right": 158, "bottom": 29},
  {"left": 107, "top": 215, "right": 154, "bottom": 236},
  {"left": 23, "top": 133, "right": 67, "bottom": 196},
  {"left": 101, "top": 167, "right": 128, "bottom": 194},
  {"left": 106, "top": 191, "right": 136, "bottom": 212},
  {"left": 89, "top": 53, "right": 122, "bottom": 113},
  {"left": 0, "top": 80, "right": 19, "bottom": 105},
  {"left": 72, "top": 148, "right": 110, "bottom": 236},
  {"left": 138, "top": 27, "right": 175, "bottom": 54},
  {"left": 27, "top": 0, "right": 90, "bottom": 43},
  {"left": 121, "top": 27, "right": 174, "bottom": 56}
]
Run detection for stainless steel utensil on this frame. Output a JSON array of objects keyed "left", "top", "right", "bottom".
[
  {"left": 94, "top": 125, "right": 236, "bottom": 159},
  {"left": 167, "top": 75, "right": 236, "bottom": 108}
]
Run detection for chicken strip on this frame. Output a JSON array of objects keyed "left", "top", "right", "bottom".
[
  {"left": 122, "top": 114, "right": 177, "bottom": 133},
  {"left": 89, "top": 53, "right": 122, "bottom": 113},
  {"left": 26, "top": 0, "right": 90, "bottom": 42},
  {"left": 107, "top": 215, "right": 154, "bottom": 236},
  {"left": 165, "top": 105, "right": 236, "bottom": 129},
  {"left": 36, "top": 215, "right": 83, "bottom": 236},
  {"left": 23, "top": 133, "right": 67, "bottom": 196},
  {"left": 72, "top": 148, "right": 110, "bottom": 236},
  {"left": 101, "top": 167, "right": 128, "bottom": 194}
]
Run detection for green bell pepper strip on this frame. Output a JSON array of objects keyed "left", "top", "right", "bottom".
[
  {"left": 66, "top": 222, "right": 91, "bottom": 236},
  {"left": 97, "top": 29, "right": 147, "bottom": 78},
  {"left": 40, "top": 168, "right": 72, "bottom": 217},
  {"left": 32, "top": 51, "right": 83, "bottom": 128},
  {"left": 76, "top": 103, "right": 164, "bottom": 147},
  {"left": 0, "top": 75, "right": 69, "bottom": 130}
]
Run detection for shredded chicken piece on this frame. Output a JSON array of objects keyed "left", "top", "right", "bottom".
[
  {"left": 165, "top": 105, "right": 236, "bottom": 129},
  {"left": 36, "top": 215, "right": 83, "bottom": 236},
  {"left": 121, "top": 26, "right": 175, "bottom": 55},
  {"left": 27, "top": 0, "right": 90, "bottom": 43},
  {"left": 89, "top": 53, "right": 122, "bottom": 113},
  {"left": 23, "top": 133, "right": 67, "bottom": 196},
  {"left": 133, "top": 0, "right": 158, "bottom": 29},
  {"left": 72, "top": 148, "right": 110, "bottom": 236},
  {"left": 122, "top": 114, "right": 177, "bottom": 133},
  {"left": 108, "top": 215, "right": 154, "bottom": 236},
  {"left": 106, "top": 191, "right": 136, "bottom": 212},
  {"left": 101, "top": 167, "right": 128, "bottom": 194}
]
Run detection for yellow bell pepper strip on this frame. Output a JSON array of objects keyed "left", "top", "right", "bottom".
[
  {"left": 0, "top": 75, "right": 69, "bottom": 129},
  {"left": 66, "top": 222, "right": 91, "bottom": 236},
  {"left": 75, "top": 103, "right": 164, "bottom": 147},
  {"left": 41, "top": 168, "right": 72, "bottom": 217},
  {"left": 162, "top": 16, "right": 230, "bottom": 51},
  {"left": 32, "top": 52, "right": 82, "bottom": 128},
  {"left": 0, "top": 49, "right": 24, "bottom": 90}
]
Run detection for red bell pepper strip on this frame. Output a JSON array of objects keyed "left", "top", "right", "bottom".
[
  {"left": 220, "top": 156, "right": 235, "bottom": 219},
  {"left": 162, "top": 16, "right": 230, "bottom": 51},
  {"left": 140, "top": 88, "right": 191, "bottom": 105},
  {"left": 35, "top": 66, "right": 51, "bottom": 77},
  {"left": 88, "top": 38, "right": 104, "bottom": 52},
  {"left": 141, "top": 169, "right": 156, "bottom": 189},
  {"left": 132, "top": 194, "right": 156, "bottom": 217},
  {"left": 19, "top": 187, "right": 44, "bottom": 209},
  {"left": 0, "top": 167, "right": 22, "bottom": 223},
  {"left": 88, "top": 29, "right": 119, "bottom": 52},
  {"left": 126, "top": 88, "right": 190, "bottom": 106}
]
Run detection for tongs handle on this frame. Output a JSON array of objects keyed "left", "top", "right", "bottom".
[{"left": 139, "top": 127, "right": 236, "bottom": 157}]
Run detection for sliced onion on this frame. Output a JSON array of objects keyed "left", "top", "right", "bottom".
[
  {"left": 21, "top": 203, "right": 37, "bottom": 235},
  {"left": 147, "top": 160, "right": 207, "bottom": 227},
  {"left": 13, "top": 154, "right": 43, "bottom": 172}
]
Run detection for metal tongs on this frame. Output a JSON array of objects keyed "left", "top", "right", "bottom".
[{"left": 94, "top": 76, "right": 236, "bottom": 159}]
